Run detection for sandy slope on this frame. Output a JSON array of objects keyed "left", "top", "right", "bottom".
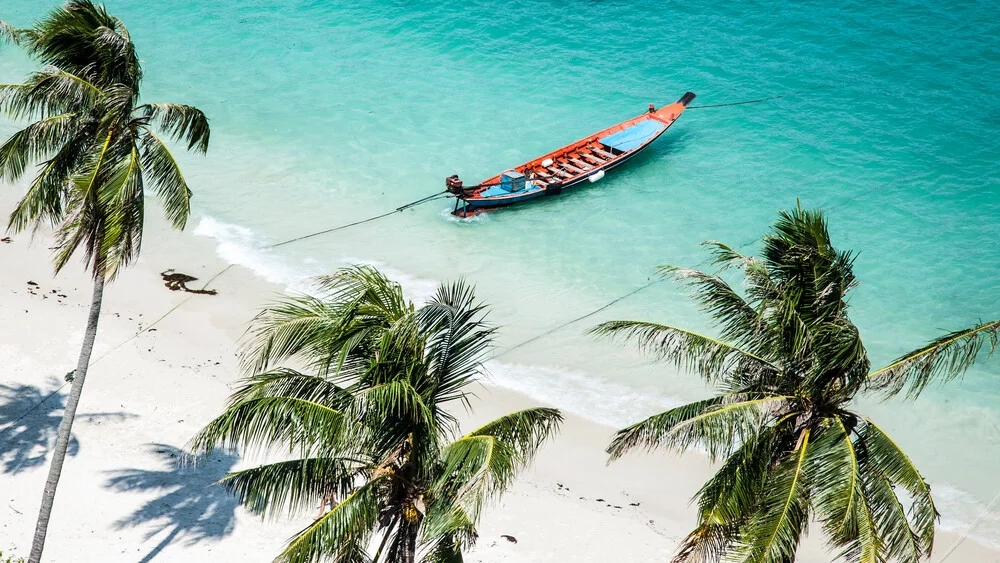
[{"left": 0, "top": 197, "right": 996, "bottom": 562}]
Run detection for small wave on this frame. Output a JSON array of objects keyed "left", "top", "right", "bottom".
[
  {"left": 935, "top": 483, "right": 1000, "bottom": 551},
  {"left": 485, "top": 360, "right": 683, "bottom": 428},
  {"left": 193, "top": 216, "right": 318, "bottom": 291}
]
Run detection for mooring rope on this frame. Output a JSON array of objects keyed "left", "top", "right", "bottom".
[
  {"left": 936, "top": 489, "right": 1000, "bottom": 562},
  {"left": 494, "top": 279, "right": 662, "bottom": 359},
  {"left": 687, "top": 83, "right": 834, "bottom": 109},
  {"left": 270, "top": 191, "right": 449, "bottom": 248}
]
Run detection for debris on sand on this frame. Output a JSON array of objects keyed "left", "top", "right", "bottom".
[{"left": 160, "top": 269, "right": 218, "bottom": 295}]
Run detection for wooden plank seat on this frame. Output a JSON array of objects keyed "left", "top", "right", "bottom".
[
  {"left": 579, "top": 152, "right": 605, "bottom": 165},
  {"left": 558, "top": 161, "right": 584, "bottom": 174},
  {"left": 568, "top": 156, "right": 593, "bottom": 170},
  {"left": 590, "top": 146, "right": 617, "bottom": 160},
  {"left": 548, "top": 167, "right": 573, "bottom": 178}
]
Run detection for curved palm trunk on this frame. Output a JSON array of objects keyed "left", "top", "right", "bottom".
[{"left": 28, "top": 273, "right": 105, "bottom": 563}]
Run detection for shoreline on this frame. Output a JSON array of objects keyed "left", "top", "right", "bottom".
[{"left": 0, "top": 193, "right": 997, "bottom": 562}]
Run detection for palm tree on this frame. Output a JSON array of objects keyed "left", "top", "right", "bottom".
[
  {"left": 192, "top": 266, "right": 562, "bottom": 563},
  {"left": 0, "top": 3, "right": 209, "bottom": 561},
  {"left": 593, "top": 206, "right": 1000, "bottom": 563}
]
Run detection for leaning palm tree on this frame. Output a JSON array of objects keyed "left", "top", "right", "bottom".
[
  {"left": 0, "top": 3, "right": 209, "bottom": 561},
  {"left": 594, "top": 206, "right": 1000, "bottom": 563},
  {"left": 192, "top": 266, "right": 562, "bottom": 563}
]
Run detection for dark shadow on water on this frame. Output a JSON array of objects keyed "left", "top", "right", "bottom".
[
  {"left": 0, "top": 381, "right": 134, "bottom": 474},
  {"left": 105, "top": 444, "right": 240, "bottom": 563}
]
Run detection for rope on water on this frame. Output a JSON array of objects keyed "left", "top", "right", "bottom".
[
  {"left": 494, "top": 279, "right": 662, "bottom": 359},
  {"left": 687, "top": 83, "right": 834, "bottom": 109},
  {"left": 270, "top": 190, "right": 449, "bottom": 248}
]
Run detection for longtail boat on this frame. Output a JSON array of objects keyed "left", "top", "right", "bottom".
[{"left": 446, "top": 92, "right": 695, "bottom": 217}]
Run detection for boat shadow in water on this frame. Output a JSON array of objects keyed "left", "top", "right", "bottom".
[
  {"left": 105, "top": 444, "right": 239, "bottom": 563},
  {"left": 0, "top": 381, "right": 131, "bottom": 474}
]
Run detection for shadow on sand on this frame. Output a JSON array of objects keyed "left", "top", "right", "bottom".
[
  {"left": 105, "top": 444, "right": 240, "bottom": 563},
  {"left": 0, "top": 381, "right": 79, "bottom": 474},
  {"left": 0, "top": 380, "right": 130, "bottom": 475}
]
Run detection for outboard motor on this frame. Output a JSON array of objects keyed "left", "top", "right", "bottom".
[{"left": 446, "top": 175, "right": 464, "bottom": 195}]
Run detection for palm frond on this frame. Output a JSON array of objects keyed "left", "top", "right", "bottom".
[
  {"left": 315, "top": 265, "right": 412, "bottom": 322},
  {"left": 701, "top": 240, "right": 752, "bottom": 271},
  {"left": 607, "top": 394, "right": 793, "bottom": 461},
  {"left": 421, "top": 503, "right": 477, "bottom": 557},
  {"left": 276, "top": 474, "right": 384, "bottom": 563},
  {"left": 803, "top": 416, "right": 880, "bottom": 563},
  {"left": 0, "top": 67, "right": 102, "bottom": 119},
  {"left": 435, "top": 407, "right": 562, "bottom": 518},
  {"left": 349, "top": 379, "right": 436, "bottom": 433},
  {"left": 219, "top": 456, "right": 360, "bottom": 520},
  {"left": 97, "top": 142, "right": 144, "bottom": 278},
  {"left": 857, "top": 417, "right": 936, "bottom": 555},
  {"left": 0, "top": 112, "right": 79, "bottom": 182},
  {"left": 25, "top": 0, "right": 142, "bottom": 89},
  {"left": 864, "top": 472, "right": 922, "bottom": 563},
  {"left": 737, "top": 428, "right": 812, "bottom": 563},
  {"left": 7, "top": 131, "right": 91, "bottom": 232},
  {"left": 52, "top": 130, "right": 114, "bottom": 275},
  {"left": 138, "top": 102, "right": 210, "bottom": 152},
  {"left": 656, "top": 265, "right": 762, "bottom": 345},
  {"left": 229, "top": 368, "right": 353, "bottom": 409},
  {"left": 190, "top": 396, "right": 346, "bottom": 459},
  {"left": 867, "top": 319, "right": 1000, "bottom": 399},
  {"left": 591, "top": 320, "right": 779, "bottom": 385},
  {"left": 418, "top": 279, "right": 495, "bottom": 406},
  {"left": 242, "top": 266, "right": 408, "bottom": 376},
  {"left": 435, "top": 435, "right": 515, "bottom": 521},
  {"left": 464, "top": 407, "right": 562, "bottom": 463},
  {"left": 675, "top": 423, "right": 790, "bottom": 563},
  {"left": 0, "top": 20, "right": 20, "bottom": 45},
  {"left": 138, "top": 128, "right": 191, "bottom": 229}
]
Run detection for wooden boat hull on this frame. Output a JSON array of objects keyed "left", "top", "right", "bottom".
[{"left": 448, "top": 92, "right": 695, "bottom": 217}]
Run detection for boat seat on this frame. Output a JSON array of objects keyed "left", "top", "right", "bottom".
[
  {"left": 579, "top": 152, "right": 605, "bottom": 164},
  {"left": 591, "top": 146, "right": 617, "bottom": 160},
  {"left": 548, "top": 167, "right": 573, "bottom": 178},
  {"left": 559, "top": 161, "right": 584, "bottom": 174},
  {"left": 568, "top": 157, "right": 593, "bottom": 170}
]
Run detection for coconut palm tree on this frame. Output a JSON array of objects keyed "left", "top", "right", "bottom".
[
  {"left": 0, "top": 3, "right": 209, "bottom": 561},
  {"left": 593, "top": 206, "right": 1000, "bottom": 563},
  {"left": 192, "top": 266, "right": 562, "bottom": 563}
]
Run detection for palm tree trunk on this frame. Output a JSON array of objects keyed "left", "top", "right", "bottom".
[
  {"left": 403, "top": 520, "right": 418, "bottom": 563},
  {"left": 28, "top": 272, "right": 105, "bottom": 563}
]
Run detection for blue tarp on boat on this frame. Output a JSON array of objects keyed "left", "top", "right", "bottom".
[
  {"left": 598, "top": 119, "right": 666, "bottom": 152},
  {"left": 480, "top": 182, "right": 543, "bottom": 198}
]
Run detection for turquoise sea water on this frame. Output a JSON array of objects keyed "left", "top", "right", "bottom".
[{"left": 3, "top": 0, "right": 999, "bottom": 547}]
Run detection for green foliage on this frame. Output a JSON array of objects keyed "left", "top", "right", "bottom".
[
  {"left": 193, "top": 266, "right": 562, "bottom": 562},
  {"left": 595, "top": 205, "right": 1000, "bottom": 563},
  {"left": 0, "top": 552, "right": 26, "bottom": 563},
  {"left": 0, "top": 1, "right": 209, "bottom": 279}
]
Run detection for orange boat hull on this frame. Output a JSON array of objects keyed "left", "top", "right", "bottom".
[{"left": 449, "top": 92, "right": 695, "bottom": 217}]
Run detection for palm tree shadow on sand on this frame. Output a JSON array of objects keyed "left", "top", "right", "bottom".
[
  {"left": 0, "top": 381, "right": 130, "bottom": 474},
  {"left": 105, "top": 444, "right": 240, "bottom": 563}
]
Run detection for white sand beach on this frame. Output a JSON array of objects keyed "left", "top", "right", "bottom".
[{"left": 1, "top": 191, "right": 997, "bottom": 562}]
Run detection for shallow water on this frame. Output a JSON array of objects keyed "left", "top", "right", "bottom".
[{"left": 3, "top": 0, "right": 999, "bottom": 547}]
